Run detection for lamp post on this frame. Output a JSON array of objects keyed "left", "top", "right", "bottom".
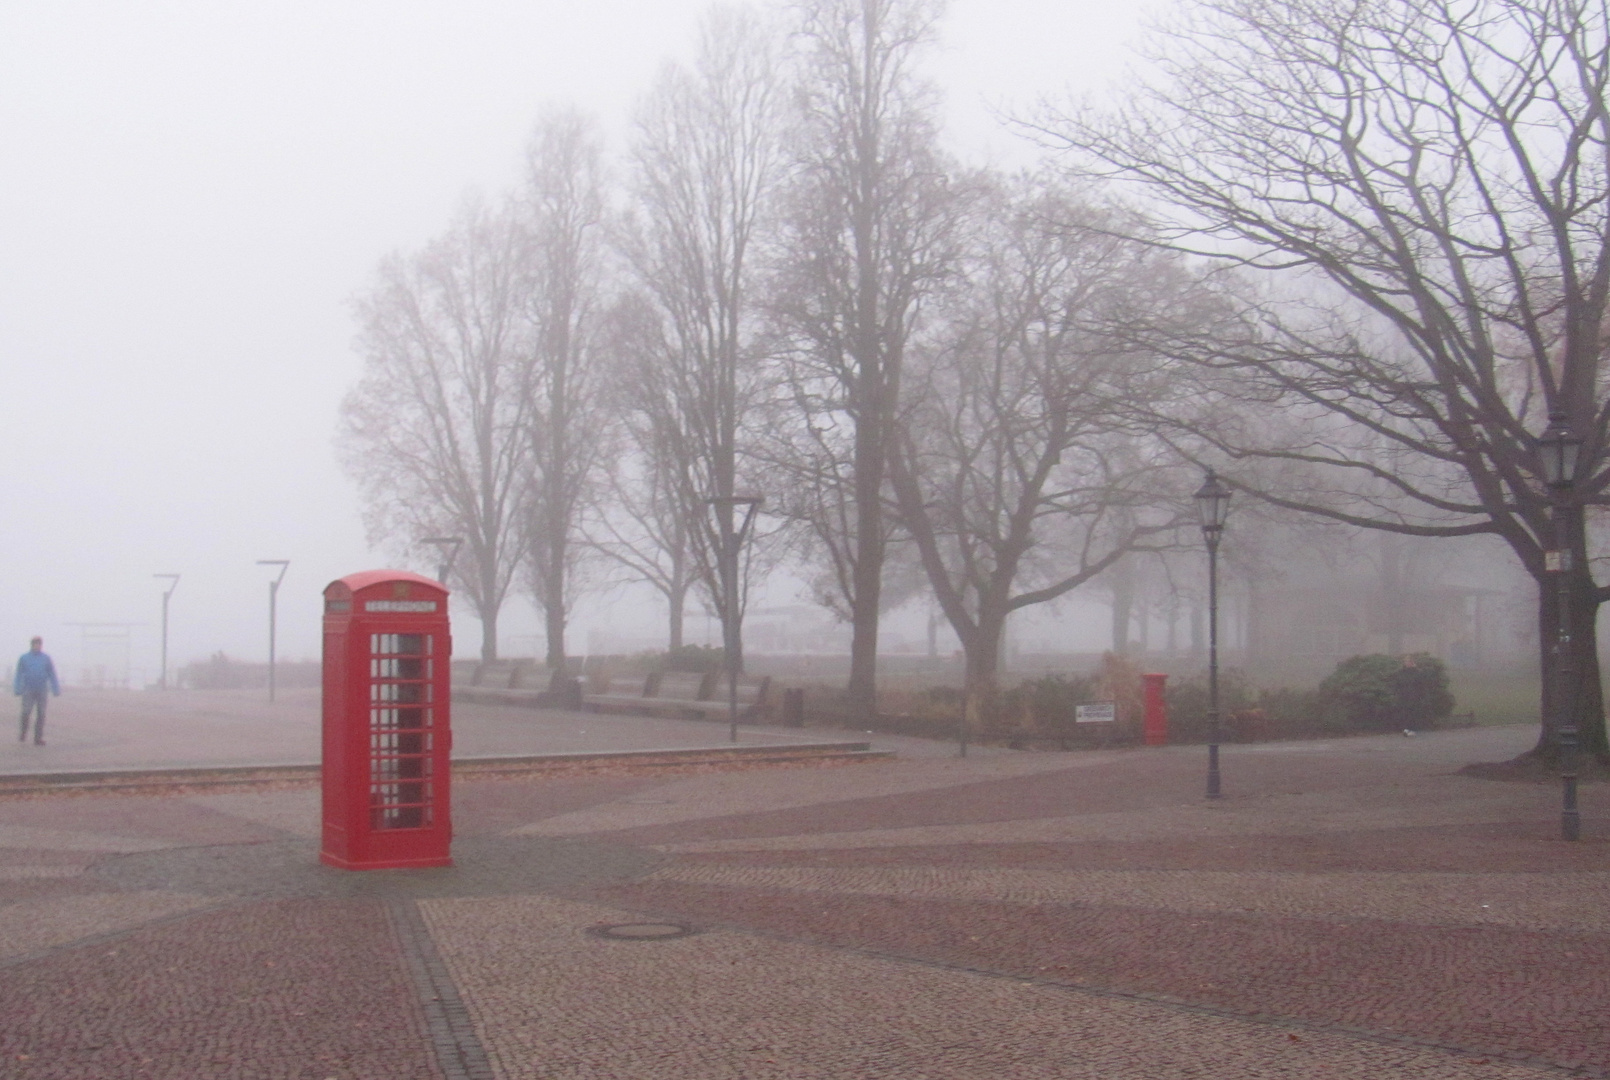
[
  {"left": 153, "top": 574, "right": 179, "bottom": 689},
  {"left": 1537, "top": 412, "right": 1582, "bottom": 841},
  {"left": 421, "top": 536, "right": 463, "bottom": 587},
  {"left": 1194, "top": 470, "right": 1232, "bottom": 799},
  {"left": 705, "top": 495, "right": 763, "bottom": 744},
  {"left": 256, "top": 560, "right": 290, "bottom": 703}
]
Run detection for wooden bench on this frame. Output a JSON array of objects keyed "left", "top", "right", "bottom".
[
  {"left": 692, "top": 674, "right": 773, "bottom": 721},
  {"left": 585, "top": 670, "right": 772, "bottom": 721},
  {"left": 454, "top": 659, "right": 544, "bottom": 705},
  {"left": 584, "top": 673, "right": 656, "bottom": 712}
]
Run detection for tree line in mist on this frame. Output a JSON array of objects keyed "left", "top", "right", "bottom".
[{"left": 341, "top": 0, "right": 1610, "bottom": 756}]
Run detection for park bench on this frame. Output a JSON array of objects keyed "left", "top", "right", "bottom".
[
  {"left": 584, "top": 672, "right": 657, "bottom": 712},
  {"left": 454, "top": 659, "right": 544, "bottom": 705},
  {"left": 584, "top": 670, "right": 772, "bottom": 721}
]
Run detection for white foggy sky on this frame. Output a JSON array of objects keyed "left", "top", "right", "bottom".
[{"left": 0, "top": 0, "right": 1154, "bottom": 678}]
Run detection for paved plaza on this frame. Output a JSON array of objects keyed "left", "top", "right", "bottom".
[{"left": 1, "top": 699, "right": 1607, "bottom": 1078}]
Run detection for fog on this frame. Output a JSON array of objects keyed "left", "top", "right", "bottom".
[{"left": 0, "top": 0, "right": 1158, "bottom": 683}]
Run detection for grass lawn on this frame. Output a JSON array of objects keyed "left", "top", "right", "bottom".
[{"left": 1447, "top": 664, "right": 1541, "bottom": 727}]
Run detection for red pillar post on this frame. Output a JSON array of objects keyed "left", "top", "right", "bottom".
[{"left": 1142, "top": 673, "right": 1168, "bottom": 746}]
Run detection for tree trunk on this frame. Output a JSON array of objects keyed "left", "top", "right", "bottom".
[
  {"left": 1530, "top": 562, "right": 1608, "bottom": 763},
  {"left": 1110, "top": 567, "right": 1133, "bottom": 654},
  {"left": 668, "top": 587, "right": 685, "bottom": 651},
  {"left": 846, "top": 403, "right": 886, "bottom": 718},
  {"left": 479, "top": 609, "right": 498, "bottom": 662},
  {"left": 543, "top": 552, "right": 567, "bottom": 672},
  {"left": 962, "top": 617, "right": 1003, "bottom": 732}
]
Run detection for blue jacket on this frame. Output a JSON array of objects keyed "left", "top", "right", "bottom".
[{"left": 14, "top": 652, "right": 59, "bottom": 695}]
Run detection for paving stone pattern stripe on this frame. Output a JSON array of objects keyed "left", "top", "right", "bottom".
[
  {"left": 390, "top": 898, "right": 498, "bottom": 1080},
  {"left": 592, "top": 877, "right": 1610, "bottom": 1076}
]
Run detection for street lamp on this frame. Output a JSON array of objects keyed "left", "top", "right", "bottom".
[
  {"left": 1538, "top": 412, "right": 1582, "bottom": 841},
  {"left": 153, "top": 574, "right": 179, "bottom": 689},
  {"left": 256, "top": 560, "right": 290, "bottom": 703},
  {"left": 705, "top": 495, "right": 764, "bottom": 744},
  {"left": 421, "top": 536, "right": 463, "bottom": 587},
  {"left": 1194, "top": 470, "right": 1232, "bottom": 800}
]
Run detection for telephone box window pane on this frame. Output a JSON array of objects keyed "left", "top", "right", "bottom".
[
  {"left": 371, "top": 634, "right": 431, "bottom": 657},
  {"left": 369, "top": 707, "right": 431, "bottom": 734},
  {"left": 369, "top": 781, "right": 434, "bottom": 830},
  {"left": 371, "top": 683, "right": 431, "bottom": 704},
  {"left": 370, "top": 656, "right": 430, "bottom": 680},
  {"left": 368, "top": 730, "right": 432, "bottom": 755}
]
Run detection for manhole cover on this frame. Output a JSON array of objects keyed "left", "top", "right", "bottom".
[{"left": 588, "top": 922, "right": 695, "bottom": 941}]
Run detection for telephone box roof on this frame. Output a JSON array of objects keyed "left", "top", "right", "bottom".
[{"left": 325, "top": 569, "right": 445, "bottom": 596}]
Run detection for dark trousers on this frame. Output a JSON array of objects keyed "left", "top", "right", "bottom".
[{"left": 18, "top": 690, "right": 47, "bottom": 743}]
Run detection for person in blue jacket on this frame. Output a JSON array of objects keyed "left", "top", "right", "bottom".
[{"left": 15, "top": 636, "right": 60, "bottom": 745}]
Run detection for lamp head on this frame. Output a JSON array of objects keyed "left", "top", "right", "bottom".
[
  {"left": 1537, "top": 412, "right": 1582, "bottom": 488},
  {"left": 1194, "top": 470, "right": 1232, "bottom": 540}
]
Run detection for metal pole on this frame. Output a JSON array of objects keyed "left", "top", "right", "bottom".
[
  {"left": 421, "top": 537, "right": 463, "bottom": 588},
  {"left": 1555, "top": 498, "right": 1579, "bottom": 841},
  {"left": 1207, "top": 536, "right": 1222, "bottom": 800},
  {"left": 268, "top": 578, "right": 278, "bottom": 702},
  {"left": 154, "top": 574, "right": 179, "bottom": 690},
  {"left": 257, "top": 561, "right": 290, "bottom": 703},
  {"left": 161, "top": 592, "right": 170, "bottom": 689}
]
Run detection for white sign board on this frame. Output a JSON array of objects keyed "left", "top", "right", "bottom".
[{"left": 1075, "top": 701, "right": 1116, "bottom": 724}]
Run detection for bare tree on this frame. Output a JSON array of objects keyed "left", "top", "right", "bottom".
[
  {"left": 589, "top": 293, "right": 698, "bottom": 649},
  {"left": 1039, "top": 0, "right": 1610, "bottom": 760},
  {"left": 890, "top": 178, "right": 1189, "bottom": 726},
  {"left": 618, "top": 4, "right": 786, "bottom": 670},
  {"left": 342, "top": 198, "right": 531, "bottom": 660},
  {"left": 772, "top": 0, "right": 960, "bottom": 715},
  {"left": 523, "top": 109, "right": 610, "bottom": 672}
]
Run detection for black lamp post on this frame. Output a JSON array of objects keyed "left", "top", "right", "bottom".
[
  {"left": 705, "top": 495, "right": 763, "bottom": 744},
  {"left": 1194, "top": 470, "right": 1232, "bottom": 799},
  {"left": 1538, "top": 412, "right": 1582, "bottom": 841}
]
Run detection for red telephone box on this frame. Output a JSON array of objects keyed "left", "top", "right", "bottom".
[{"left": 320, "top": 570, "right": 453, "bottom": 870}]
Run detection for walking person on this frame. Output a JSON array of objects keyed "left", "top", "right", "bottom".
[{"left": 15, "top": 637, "right": 60, "bottom": 745}]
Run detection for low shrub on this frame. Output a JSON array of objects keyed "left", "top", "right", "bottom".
[{"left": 1317, "top": 653, "right": 1455, "bottom": 731}]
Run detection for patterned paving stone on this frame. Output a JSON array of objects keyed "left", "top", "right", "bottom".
[
  {"left": 0, "top": 794, "right": 290, "bottom": 846},
  {"left": 0, "top": 824, "right": 174, "bottom": 854},
  {"left": 0, "top": 898, "right": 441, "bottom": 1080},
  {"left": 589, "top": 877, "right": 1610, "bottom": 1074},
  {"left": 642, "top": 863, "right": 1610, "bottom": 933},
  {"left": 452, "top": 775, "right": 667, "bottom": 837},
  {"left": 421, "top": 892, "right": 1563, "bottom": 1080},
  {"left": 510, "top": 754, "right": 1093, "bottom": 838},
  {"left": 0, "top": 891, "right": 221, "bottom": 962},
  {"left": 681, "top": 821, "right": 1610, "bottom": 872}
]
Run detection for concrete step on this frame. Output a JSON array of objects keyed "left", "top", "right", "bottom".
[{"left": 0, "top": 741, "right": 893, "bottom": 795}]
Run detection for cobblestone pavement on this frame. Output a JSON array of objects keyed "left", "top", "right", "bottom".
[{"left": 2, "top": 723, "right": 1607, "bottom": 1078}]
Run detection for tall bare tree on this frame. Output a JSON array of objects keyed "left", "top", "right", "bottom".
[
  {"left": 1041, "top": 0, "right": 1610, "bottom": 760},
  {"left": 589, "top": 293, "right": 698, "bottom": 649},
  {"left": 618, "top": 4, "right": 786, "bottom": 670},
  {"left": 342, "top": 199, "right": 532, "bottom": 660},
  {"left": 890, "top": 178, "right": 1189, "bottom": 725},
  {"left": 773, "top": 0, "right": 959, "bottom": 715},
  {"left": 523, "top": 109, "right": 609, "bottom": 672}
]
